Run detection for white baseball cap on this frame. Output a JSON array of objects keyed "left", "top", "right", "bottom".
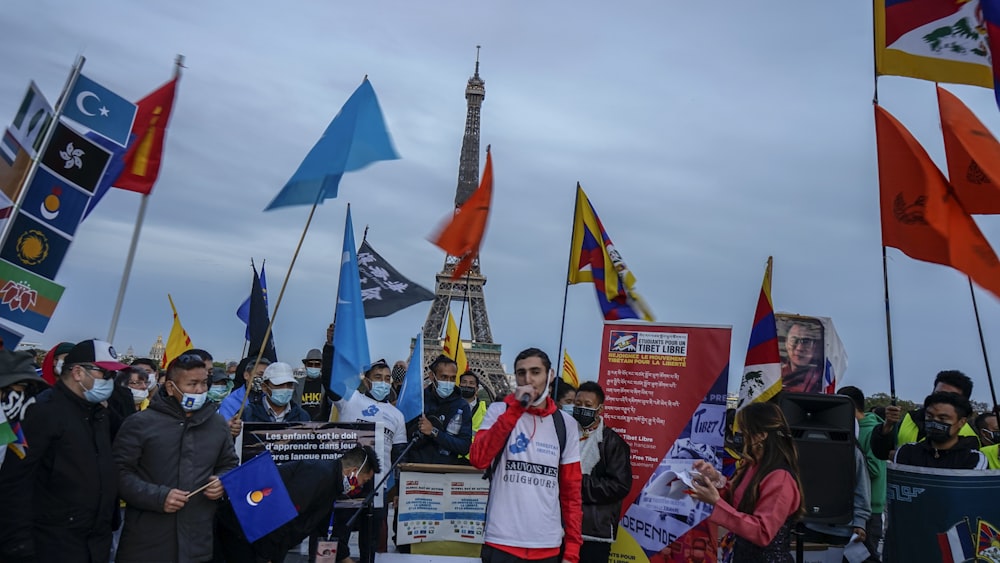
[{"left": 262, "top": 362, "right": 296, "bottom": 386}]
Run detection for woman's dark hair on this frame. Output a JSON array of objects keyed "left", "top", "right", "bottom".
[
  {"left": 115, "top": 367, "right": 148, "bottom": 388},
  {"left": 552, "top": 380, "right": 576, "bottom": 403},
  {"left": 730, "top": 402, "right": 806, "bottom": 519}
]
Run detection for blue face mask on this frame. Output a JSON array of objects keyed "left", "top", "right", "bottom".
[
  {"left": 305, "top": 367, "right": 322, "bottom": 379},
  {"left": 207, "top": 382, "right": 232, "bottom": 402},
  {"left": 435, "top": 380, "right": 455, "bottom": 398},
  {"left": 561, "top": 404, "right": 575, "bottom": 415},
  {"left": 268, "top": 388, "right": 294, "bottom": 406},
  {"left": 83, "top": 375, "right": 114, "bottom": 403},
  {"left": 370, "top": 381, "right": 391, "bottom": 401}
]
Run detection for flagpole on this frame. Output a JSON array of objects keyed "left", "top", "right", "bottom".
[
  {"left": 107, "top": 54, "right": 184, "bottom": 344},
  {"left": 968, "top": 278, "right": 998, "bottom": 411},
  {"left": 881, "top": 246, "right": 897, "bottom": 403},
  {"left": 236, "top": 192, "right": 325, "bottom": 420},
  {"left": 554, "top": 184, "right": 580, "bottom": 390},
  {"left": 0, "top": 55, "right": 85, "bottom": 252}
]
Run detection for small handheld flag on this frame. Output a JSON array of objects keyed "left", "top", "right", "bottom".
[
  {"left": 396, "top": 331, "right": 425, "bottom": 423},
  {"left": 562, "top": 350, "right": 580, "bottom": 388},
  {"left": 219, "top": 451, "right": 297, "bottom": 542}
]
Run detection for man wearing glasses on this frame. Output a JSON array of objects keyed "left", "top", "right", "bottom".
[
  {"left": 2, "top": 339, "right": 128, "bottom": 562},
  {"left": 781, "top": 321, "right": 824, "bottom": 394}
]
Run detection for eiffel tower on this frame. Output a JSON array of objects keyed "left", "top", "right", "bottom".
[{"left": 422, "top": 49, "right": 508, "bottom": 398}]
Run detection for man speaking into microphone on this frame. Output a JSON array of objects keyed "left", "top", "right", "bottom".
[{"left": 470, "top": 348, "right": 583, "bottom": 563}]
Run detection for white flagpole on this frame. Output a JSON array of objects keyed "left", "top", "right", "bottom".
[
  {"left": 0, "top": 55, "right": 86, "bottom": 252},
  {"left": 107, "top": 54, "right": 183, "bottom": 343}
]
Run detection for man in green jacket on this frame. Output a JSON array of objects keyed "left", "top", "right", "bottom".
[{"left": 839, "top": 386, "right": 886, "bottom": 563}]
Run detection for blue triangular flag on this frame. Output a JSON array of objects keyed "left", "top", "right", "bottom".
[
  {"left": 330, "top": 206, "right": 370, "bottom": 400},
  {"left": 219, "top": 451, "right": 297, "bottom": 542},
  {"left": 396, "top": 331, "right": 425, "bottom": 423},
  {"left": 265, "top": 79, "right": 399, "bottom": 210}
]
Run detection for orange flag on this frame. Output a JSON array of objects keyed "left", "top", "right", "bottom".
[
  {"left": 431, "top": 147, "right": 493, "bottom": 279},
  {"left": 115, "top": 78, "right": 178, "bottom": 194},
  {"left": 938, "top": 86, "right": 1000, "bottom": 214},
  {"left": 876, "top": 105, "right": 1000, "bottom": 300}
]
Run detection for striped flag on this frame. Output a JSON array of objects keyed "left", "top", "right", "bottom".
[
  {"left": 937, "top": 518, "right": 975, "bottom": 563},
  {"left": 162, "top": 294, "right": 193, "bottom": 368},
  {"left": 562, "top": 349, "right": 580, "bottom": 388},
  {"left": 442, "top": 310, "right": 469, "bottom": 383},
  {"left": 737, "top": 257, "right": 781, "bottom": 410}
]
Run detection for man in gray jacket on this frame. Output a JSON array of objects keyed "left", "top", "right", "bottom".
[{"left": 113, "top": 352, "right": 239, "bottom": 562}]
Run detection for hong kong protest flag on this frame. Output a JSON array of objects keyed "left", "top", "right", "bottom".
[
  {"left": 876, "top": 104, "right": 1000, "bottom": 300},
  {"left": 357, "top": 240, "right": 433, "bottom": 318},
  {"left": 265, "top": 79, "right": 398, "bottom": 210},
  {"left": 938, "top": 85, "right": 1000, "bottom": 214},
  {"left": 219, "top": 451, "right": 297, "bottom": 542}
]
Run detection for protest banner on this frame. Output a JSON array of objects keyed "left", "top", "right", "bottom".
[
  {"left": 598, "top": 321, "right": 731, "bottom": 563},
  {"left": 396, "top": 466, "right": 489, "bottom": 546},
  {"left": 885, "top": 464, "right": 1000, "bottom": 562},
  {"left": 238, "top": 421, "right": 385, "bottom": 507}
]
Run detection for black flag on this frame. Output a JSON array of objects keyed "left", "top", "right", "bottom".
[
  {"left": 248, "top": 263, "right": 277, "bottom": 362},
  {"left": 357, "top": 240, "right": 434, "bottom": 318}
]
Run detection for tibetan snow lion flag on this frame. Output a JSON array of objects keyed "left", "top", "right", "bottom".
[{"left": 875, "top": 0, "right": 993, "bottom": 87}]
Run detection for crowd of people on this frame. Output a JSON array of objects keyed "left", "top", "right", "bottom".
[{"left": 1, "top": 329, "right": 998, "bottom": 563}]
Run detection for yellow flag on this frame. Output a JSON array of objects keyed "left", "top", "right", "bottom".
[
  {"left": 562, "top": 350, "right": 579, "bottom": 388},
  {"left": 443, "top": 311, "right": 469, "bottom": 382},
  {"left": 162, "top": 294, "right": 193, "bottom": 368}
]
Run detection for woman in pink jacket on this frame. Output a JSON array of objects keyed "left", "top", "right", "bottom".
[{"left": 689, "top": 402, "right": 805, "bottom": 562}]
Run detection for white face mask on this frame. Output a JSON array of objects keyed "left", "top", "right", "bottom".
[
  {"left": 130, "top": 388, "right": 149, "bottom": 402},
  {"left": 54, "top": 358, "right": 64, "bottom": 376}
]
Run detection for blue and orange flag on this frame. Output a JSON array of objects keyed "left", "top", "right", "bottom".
[
  {"left": 219, "top": 451, "right": 297, "bottom": 542},
  {"left": 567, "top": 184, "right": 653, "bottom": 321},
  {"left": 737, "top": 257, "right": 781, "bottom": 410}
]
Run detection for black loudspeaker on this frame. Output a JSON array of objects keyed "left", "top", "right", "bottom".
[{"left": 779, "top": 392, "right": 856, "bottom": 525}]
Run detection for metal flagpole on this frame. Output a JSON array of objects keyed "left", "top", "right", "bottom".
[
  {"left": 107, "top": 54, "right": 184, "bottom": 343},
  {"left": 554, "top": 184, "right": 581, "bottom": 397},
  {"left": 968, "top": 278, "right": 998, "bottom": 411},
  {"left": 0, "top": 56, "right": 86, "bottom": 252}
]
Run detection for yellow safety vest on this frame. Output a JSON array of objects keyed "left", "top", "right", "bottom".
[
  {"left": 983, "top": 444, "right": 1000, "bottom": 470},
  {"left": 460, "top": 400, "right": 489, "bottom": 461}
]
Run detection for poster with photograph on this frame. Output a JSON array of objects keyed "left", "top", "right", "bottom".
[{"left": 775, "top": 313, "right": 848, "bottom": 394}]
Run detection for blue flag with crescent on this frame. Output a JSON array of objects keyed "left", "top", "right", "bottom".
[
  {"left": 330, "top": 206, "right": 370, "bottom": 400},
  {"left": 265, "top": 79, "right": 399, "bottom": 210},
  {"left": 62, "top": 74, "right": 137, "bottom": 147}
]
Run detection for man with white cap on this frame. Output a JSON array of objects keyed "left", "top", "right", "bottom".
[
  {"left": 1, "top": 339, "right": 128, "bottom": 562},
  {"left": 242, "top": 362, "right": 311, "bottom": 423}
]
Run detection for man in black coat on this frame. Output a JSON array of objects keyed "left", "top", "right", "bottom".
[
  {"left": 113, "top": 352, "right": 240, "bottom": 562},
  {"left": 0, "top": 339, "right": 127, "bottom": 562},
  {"left": 216, "top": 444, "right": 380, "bottom": 562},
  {"left": 407, "top": 355, "right": 472, "bottom": 465}
]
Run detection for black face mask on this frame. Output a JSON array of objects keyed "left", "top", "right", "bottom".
[
  {"left": 924, "top": 420, "right": 953, "bottom": 444},
  {"left": 983, "top": 429, "right": 999, "bottom": 444},
  {"left": 459, "top": 386, "right": 477, "bottom": 399},
  {"left": 573, "top": 406, "right": 598, "bottom": 428}
]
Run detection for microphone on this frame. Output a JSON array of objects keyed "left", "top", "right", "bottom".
[{"left": 519, "top": 392, "right": 532, "bottom": 407}]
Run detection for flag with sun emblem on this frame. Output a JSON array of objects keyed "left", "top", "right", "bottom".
[
  {"left": 979, "top": 518, "right": 1000, "bottom": 560},
  {"left": 219, "top": 451, "right": 297, "bottom": 542},
  {"left": 0, "top": 212, "right": 73, "bottom": 281},
  {"left": 19, "top": 165, "right": 91, "bottom": 238}
]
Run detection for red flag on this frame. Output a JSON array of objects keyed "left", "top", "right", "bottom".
[
  {"left": 876, "top": 105, "right": 1000, "bottom": 300},
  {"left": 938, "top": 86, "right": 1000, "bottom": 214},
  {"left": 431, "top": 148, "right": 493, "bottom": 279},
  {"left": 114, "top": 78, "right": 178, "bottom": 194}
]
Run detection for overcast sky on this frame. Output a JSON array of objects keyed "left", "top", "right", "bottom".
[{"left": 2, "top": 0, "right": 1000, "bottom": 405}]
